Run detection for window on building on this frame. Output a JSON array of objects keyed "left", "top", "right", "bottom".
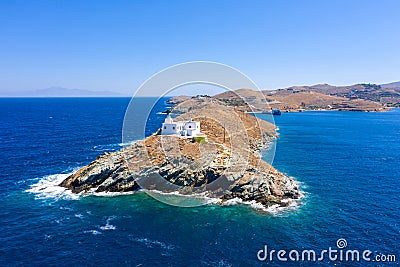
[
  {"left": 189, "top": 125, "right": 191, "bottom": 128},
  {"left": 164, "top": 126, "right": 166, "bottom": 129},
  {"left": 172, "top": 127, "right": 175, "bottom": 130}
]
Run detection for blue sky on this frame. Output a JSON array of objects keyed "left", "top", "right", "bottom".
[{"left": 0, "top": 0, "right": 399, "bottom": 95}]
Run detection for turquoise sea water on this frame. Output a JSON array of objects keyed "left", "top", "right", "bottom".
[{"left": 0, "top": 98, "right": 398, "bottom": 266}]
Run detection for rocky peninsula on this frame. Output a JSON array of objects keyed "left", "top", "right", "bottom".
[{"left": 60, "top": 96, "right": 300, "bottom": 209}]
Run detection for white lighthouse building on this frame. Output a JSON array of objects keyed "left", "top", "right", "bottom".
[{"left": 161, "top": 114, "right": 201, "bottom": 137}]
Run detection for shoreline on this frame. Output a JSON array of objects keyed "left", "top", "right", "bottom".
[
  {"left": 253, "top": 107, "right": 394, "bottom": 114},
  {"left": 25, "top": 169, "right": 305, "bottom": 214}
]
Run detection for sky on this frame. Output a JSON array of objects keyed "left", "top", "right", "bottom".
[{"left": 0, "top": 0, "right": 399, "bottom": 96}]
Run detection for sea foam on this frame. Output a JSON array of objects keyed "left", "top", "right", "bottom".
[
  {"left": 26, "top": 172, "right": 305, "bottom": 215},
  {"left": 99, "top": 216, "right": 117, "bottom": 230},
  {"left": 25, "top": 173, "right": 80, "bottom": 200},
  {"left": 84, "top": 230, "right": 102, "bottom": 235}
]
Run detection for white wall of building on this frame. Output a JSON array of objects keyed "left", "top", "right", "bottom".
[
  {"left": 161, "top": 115, "right": 201, "bottom": 137},
  {"left": 184, "top": 121, "right": 200, "bottom": 136},
  {"left": 162, "top": 123, "right": 178, "bottom": 135}
]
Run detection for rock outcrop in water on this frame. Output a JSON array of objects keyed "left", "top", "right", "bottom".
[{"left": 60, "top": 96, "right": 300, "bottom": 208}]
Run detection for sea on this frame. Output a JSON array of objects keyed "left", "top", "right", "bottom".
[{"left": 0, "top": 98, "right": 398, "bottom": 266}]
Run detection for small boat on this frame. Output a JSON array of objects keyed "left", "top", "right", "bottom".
[{"left": 272, "top": 109, "right": 281, "bottom": 116}]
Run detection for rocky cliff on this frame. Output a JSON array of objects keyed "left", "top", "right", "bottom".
[{"left": 60, "top": 97, "right": 300, "bottom": 208}]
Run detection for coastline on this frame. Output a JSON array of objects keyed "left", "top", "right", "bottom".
[
  {"left": 246, "top": 107, "right": 393, "bottom": 114},
  {"left": 26, "top": 169, "right": 306, "bottom": 214}
]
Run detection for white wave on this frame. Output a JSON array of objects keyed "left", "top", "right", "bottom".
[
  {"left": 137, "top": 189, "right": 305, "bottom": 215},
  {"left": 84, "top": 230, "right": 102, "bottom": 235},
  {"left": 243, "top": 200, "right": 292, "bottom": 214},
  {"left": 89, "top": 188, "right": 220, "bottom": 206},
  {"left": 143, "top": 189, "right": 197, "bottom": 199},
  {"left": 74, "top": 213, "right": 84, "bottom": 219},
  {"left": 93, "top": 144, "right": 116, "bottom": 150},
  {"left": 59, "top": 206, "right": 74, "bottom": 211},
  {"left": 143, "top": 189, "right": 223, "bottom": 205},
  {"left": 118, "top": 140, "right": 139, "bottom": 147},
  {"left": 218, "top": 195, "right": 305, "bottom": 215},
  {"left": 25, "top": 173, "right": 80, "bottom": 200},
  {"left": 91, "top": 190, "right": 136, "bottom": 197},
  {"left": 99, "top": 223, "right": 116, "bottom": 230},
  {"left": 143, "top": 188, "right": 216, "bottom": 198},
  {"left": 220, "top": 197, "right": 243, "bottom": 206},
  {"left": 202, "top": 196, "right": 221, "bottom": 205},
  {"left": 99, "top": 216, "right": 117, "bottom": 230},
  {"left": 92, "top": 141, "right": 141, "bottom": 150},
  {"left": 145, "top": 189, "right": 305, "bottom": 215},
  {"left": 220, "top": 198, "right": 272, "bottom": 212}
]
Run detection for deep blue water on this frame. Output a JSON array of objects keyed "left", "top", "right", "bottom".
[{"left": 0, "top": 98, "right": 398, "bottom": 266}]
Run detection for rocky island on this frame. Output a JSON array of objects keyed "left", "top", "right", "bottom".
[{"left": 60, "top": 96, "right": 300, "bottom": 209}]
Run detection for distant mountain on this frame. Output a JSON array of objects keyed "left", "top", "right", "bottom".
[
  {"left": 381, "top": 81, "right": 400, "bottom": 88},
  {"left": 1, "top": 87, "right": 123, "bottom": 97}
]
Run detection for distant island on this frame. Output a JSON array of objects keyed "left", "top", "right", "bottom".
[
  {"left": 60, "top": 96, "right": 300, "bottom": 209},
  {"left": 210, "top": 82, "right": 400, "bottom": 113},
  {"left": 0, "top": 86, "right": 123, "bottom": 97}
]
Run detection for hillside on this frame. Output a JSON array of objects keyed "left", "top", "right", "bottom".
[
  {"left": 212, "top": 89, "right": 269, "bottom": 112},
  {"left": 211, "top": 82, "right": 400, "bottom": 112},
  {"left": 266, "top": 83, "right": 400, "bottom": 110}
]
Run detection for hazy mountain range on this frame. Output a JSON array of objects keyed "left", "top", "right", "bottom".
[
  {"left": 1, "top": 81, "right": 400, "bottom": 99},
  {"left": 381, "top": 81, "right": 400, "bottom": 88},
  {"left": 0, "top": 87, "right": 124, "bottom": 97}
]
